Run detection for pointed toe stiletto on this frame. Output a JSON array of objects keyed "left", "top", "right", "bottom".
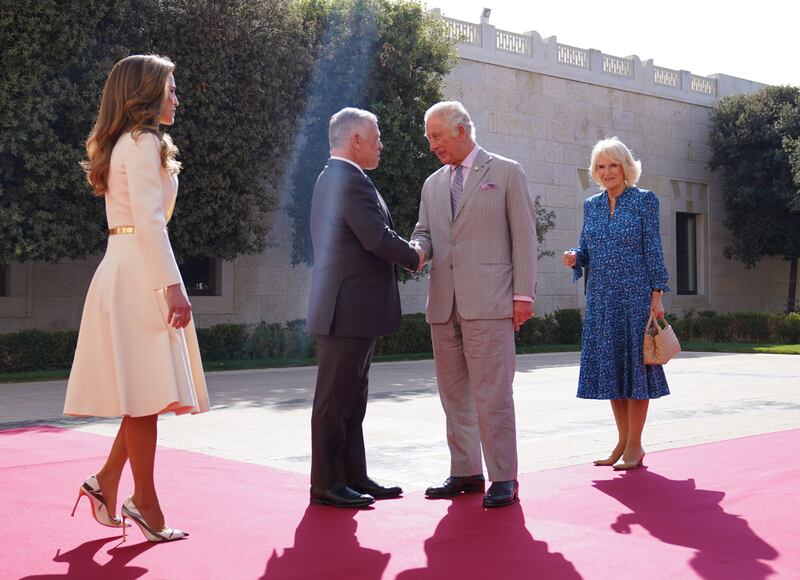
[
  {"left": 593, "top": 455, "right": 622, "bottom": 467},
  {"left": 593, "top": 447, "right": 625, "bottom": 466},
  {"left": 121, "top": 498, "right": 189, "bottom": 543},
  {"left": 613, "top": 453, "right": 646, "bottom": 471},
  {"left": 70, "top": 475, "right": 126, "bottom": 528}
]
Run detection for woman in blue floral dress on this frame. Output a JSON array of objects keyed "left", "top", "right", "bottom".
[{"left": 563, "top": 137, "right": 670, "bottom": 471}]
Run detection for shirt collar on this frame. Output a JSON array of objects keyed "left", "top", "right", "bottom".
[
  {"left": 330, "top": 156, "right": 365, "bottom": 175},
  {"left": 452, "top": 144, "right": 480, "bottom": 171}
]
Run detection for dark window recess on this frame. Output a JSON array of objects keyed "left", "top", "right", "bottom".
[
  {"left": 0, "top": 264, "right": 6, "bottom": 296},
  {"left": 676, "top": 213, "right": 697, "bottom": 295},
  {"left": 178, "top": 257, "right": 218, "bottom": 296}
]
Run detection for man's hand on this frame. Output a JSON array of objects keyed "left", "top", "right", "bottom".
[
  {"left": 411, "top": 241, "right": 427, "bottom": 272},
  {"left": 513, "top": 300, "right": 533, "bottom": 331}
]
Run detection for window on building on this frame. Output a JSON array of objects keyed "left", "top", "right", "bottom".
[
  {"left": 178, "top": 257, "right": 219, "bottom": 296},
  {"left": 676, "top": 213, "right": 697, "bottom": 295},
  {"left": 0, "top": 263, "right": 6, "bottom": 296}
]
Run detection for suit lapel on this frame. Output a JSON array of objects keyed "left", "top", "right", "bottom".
[
  {"left": 437, "top": 166, "right": 454, "bottom": 224},
  {"left": 374, "top": 188, "right": 393, "bottom": 228},
  {"left": 454, "top": 148, "right": 493, "bottom": 222},
  {"left": 339, "top": 161, "right": 391, "bottom": 226}
]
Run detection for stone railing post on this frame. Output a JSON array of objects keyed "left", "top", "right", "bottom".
[
  {"left": 482, "top": 23, "right": 497, "bottom": 55},
  {"left": 589, "top": 48, "right": 602, "bottom": 73},
  {"left": 680, "top": 70, "right": 693, "bottom": 97}
]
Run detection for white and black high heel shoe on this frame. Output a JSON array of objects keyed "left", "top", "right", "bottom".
[
  {"left": 70, "top": 475, "right": 126, "bottom": 528},
  {"left": 121, "top": 497, "right": 189, "bottom": 543}
]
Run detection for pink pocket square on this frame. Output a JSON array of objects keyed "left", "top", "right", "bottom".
[{"left": 479, "top": 182, "right": 498, "bottom": 191}]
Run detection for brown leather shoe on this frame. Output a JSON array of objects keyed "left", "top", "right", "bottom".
[{"left": 425, "top": 475, "right": 485, "bottom": 498}]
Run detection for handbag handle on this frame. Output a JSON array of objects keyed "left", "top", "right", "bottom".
[{"left": 646, "top": 313, "right": 667, "bottom": 335}]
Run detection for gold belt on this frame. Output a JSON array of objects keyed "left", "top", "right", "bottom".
[{"left": 109, "top": 226, "right": 136, "bottom": 235}]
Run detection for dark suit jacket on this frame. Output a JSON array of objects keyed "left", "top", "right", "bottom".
[{"left": 307, "top": 159, "right": 419, "bottom": 338}]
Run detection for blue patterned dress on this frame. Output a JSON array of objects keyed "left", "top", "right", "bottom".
[{"left": 571, "top": 187, "right": 670, "bottom": 400}]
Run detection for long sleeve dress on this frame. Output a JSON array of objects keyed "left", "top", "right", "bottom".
[
  {"left": 571, "top": 186, "right": 670, "bottom": 400},
  {"left": 64, "top": 131, "right": 209, "bottom": 417}
]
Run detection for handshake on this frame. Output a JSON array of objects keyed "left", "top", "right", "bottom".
[{"left": 409, "top": 240, "right": 428, "bottom": 273}]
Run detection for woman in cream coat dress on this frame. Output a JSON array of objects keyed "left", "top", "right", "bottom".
[{"left": 64, "top": 54, "right": 208, "bottom": 543}]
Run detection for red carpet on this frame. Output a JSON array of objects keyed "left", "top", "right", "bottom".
[{"left": 1, "top": 426, "right": 797, "bottom": 579}]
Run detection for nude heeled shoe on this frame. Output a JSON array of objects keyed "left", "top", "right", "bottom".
[
  {"left": 121, "top": 497, "right": 189, "bottom": 542},
  {"left": 70, "top": 475, "right": 126, "bottom": 528},
  {"left": 613, "top": 452, "right": 646, "bottom": 471},
  {"left": 593, "top": 451, "right": 624, "bottom": 466}
]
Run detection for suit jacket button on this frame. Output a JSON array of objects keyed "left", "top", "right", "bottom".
[{"left": 449, "top": 264, "right": 453, "bottom": 269}]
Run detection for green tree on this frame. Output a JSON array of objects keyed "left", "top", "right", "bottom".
[
  {"left": 285, "top": 0, "right": 556, "bottom": 267},
  {"left": 285, "top": 0, "right": 457, "bottom": 266},
  {"left": 0, "top": 1, "right": 120, "bottom": 263},
  {"left": 1, "top": 0, "right": 313, "bottom": 263},
  {"left": 152, "top": 0, "right": 313, "bottom": 261},
  {"left": 708, "top": 85, "right": 800, "bottom": 312}
]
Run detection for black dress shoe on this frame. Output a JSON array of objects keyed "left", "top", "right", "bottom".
[
  {"left": 425, "top": 474, "right": 485, "bottom": 498},
  {"left": 350, "top": 477, "right": 403, "bottom": 499},
  {"left": 482, "top": 480, "right": 519, "bottom": 508},
  {"left": 310, "top": 486, "right": 375, "bottom": 508}
]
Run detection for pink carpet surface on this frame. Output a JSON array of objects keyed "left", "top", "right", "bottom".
[{"left": 1, "top": 426, "right": 797, "bottom": 579}]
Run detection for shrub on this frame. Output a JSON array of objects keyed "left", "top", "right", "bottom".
[
  {"left": 283, "top": 319, "right": 316, "bottom": 359},
  {"left": 375, "top": 313, "right": 431, "bottom": 355},
  {"left": 196, "top": 324, "right": 250, "bottom": 360},
  {"left": 728, "top": 312, "right": 773, "bottom": 342},
  {"left": 0, "top": 330, "right": 77, "bottom": 372},
  {"left": 780, "top": 312, "right": 800, "bottom": 343},
  {"left": 551, "top": 309, "right": 583, "bottom": 344},
  {"left": 516, "top": 315, "right": 556, "bottom": 347},
  {"left": 248, "top": 322, "right": 285, "bottom": 359}
]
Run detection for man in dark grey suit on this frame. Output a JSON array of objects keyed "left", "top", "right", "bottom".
[{"left": 307, "top": 107, "right": 422, "bottom": 508}]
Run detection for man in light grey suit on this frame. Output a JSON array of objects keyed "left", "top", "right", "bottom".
[{"left": 411, "top": 101, "right": 538, "bottom": 508}]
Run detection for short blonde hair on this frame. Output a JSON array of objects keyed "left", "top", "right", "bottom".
[{"left": 589, "top": 137, "right": 641, "bottom": 188}]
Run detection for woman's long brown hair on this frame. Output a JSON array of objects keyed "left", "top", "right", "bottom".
[{"left": 82, "top": 54, "right": 181, "bottom": 196}]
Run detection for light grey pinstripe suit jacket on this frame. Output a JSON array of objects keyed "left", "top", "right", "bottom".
[{"left": 412, "top": 147, "right": 538, "bottom": 322}]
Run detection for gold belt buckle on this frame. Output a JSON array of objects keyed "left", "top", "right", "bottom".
[{"left": 108, "top": 226, "right": 136, "bottom": 235}]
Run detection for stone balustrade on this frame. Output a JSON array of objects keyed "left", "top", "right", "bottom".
[{"left": 434, "top": 11, "right": 765, "bottom": 104}]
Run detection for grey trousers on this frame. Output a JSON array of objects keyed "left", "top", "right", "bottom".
[{"left": 430, "top": 299, "right": 518, "bottom": 481}]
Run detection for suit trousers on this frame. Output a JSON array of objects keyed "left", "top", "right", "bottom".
[
  {"left": 310, "top": 334, "right": 377, "bottom": 491},
  {"left": 430, "top": 298, "right": 518, "bottom": 481}
]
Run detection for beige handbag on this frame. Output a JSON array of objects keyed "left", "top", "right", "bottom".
[{"left": 643, "top": 313, "right": 681, "bottom": 365}]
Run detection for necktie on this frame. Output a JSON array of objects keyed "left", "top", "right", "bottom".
[{"left": 450, "top": 165, "right": 463, "bottom": 219}]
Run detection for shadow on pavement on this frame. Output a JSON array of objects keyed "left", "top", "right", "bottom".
[
  {"left": 396, "top": 496, "right": 581, "bottom": 579},
  {"left": 262, "top": 506, "right": 388, "bottom": 580},
  {"left": 593, "top": 468, "right": 778, "bottom": 580}
]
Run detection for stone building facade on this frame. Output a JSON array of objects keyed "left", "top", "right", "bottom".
[{"left": 0, "top": 12, "right": 792, "bottom": 332}]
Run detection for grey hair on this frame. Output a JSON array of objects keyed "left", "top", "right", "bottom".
[
  {"left": 424, "top": 101, "right": 476, "bottom": 140},
  {"left": 328, "top": 107, "right": 378, "bottom": 149},
  {"left": 589, "top": 136, "right": 642, "bottom": 187}
]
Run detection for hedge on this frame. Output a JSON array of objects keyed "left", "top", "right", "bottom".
[
  {"left": 670, "top": 310, "right": 800, "bottom": 344},
  {"left": 2, "top": 309, "right": 799, "bottom": 374}
]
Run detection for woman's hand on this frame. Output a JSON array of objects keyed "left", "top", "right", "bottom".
[
  {"left": 650, "top": 291, "right": 665, "bottom": 319},
  {"left": 562, "top": 250, "right": 577, "bottom": 268},
  {"left": 166, "top": 283, "right": 192, "bottom": 329}
]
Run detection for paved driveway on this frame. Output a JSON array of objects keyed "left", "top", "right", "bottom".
[{"left": 1, "top": 351, "right": 798, "bottom": 490}]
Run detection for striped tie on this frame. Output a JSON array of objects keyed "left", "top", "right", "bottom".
[{"left": 450, "top": 164, "right": 463, "bottom": 219}]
